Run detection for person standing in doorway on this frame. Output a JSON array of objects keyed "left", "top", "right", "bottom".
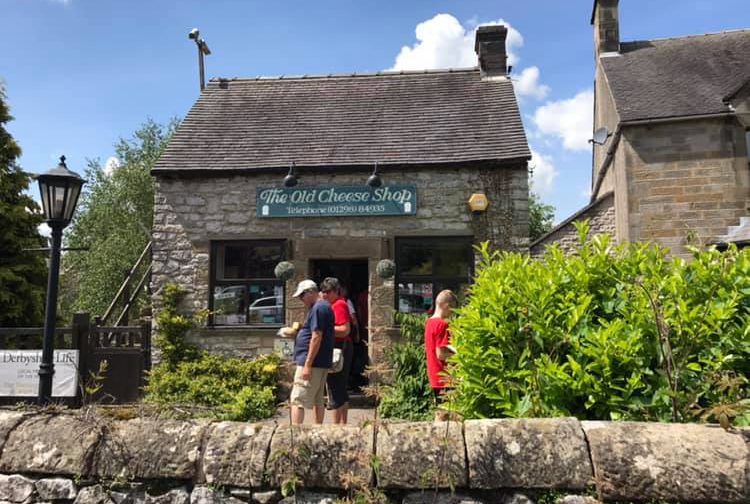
[
  {"left": 290, "top": 279, "right": 334, "bottom": 424},
  {"left": 320, "top": 277, "right": 353, "bottom": 424},
  {"left": 424, "top": 289, "right": 458, "bottom": 421}
]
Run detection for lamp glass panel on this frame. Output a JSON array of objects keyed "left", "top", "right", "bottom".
[
  {"left": 52, "top": 184, "right": 68, "bottom": 220},
  {"left": 63, "top": 182, "right": 82, "bottom": 222},
  {"left": 39, "top": 179, "right": 52, "bottom": 220}
]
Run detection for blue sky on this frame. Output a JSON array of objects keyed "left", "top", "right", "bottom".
[{"left": 4, "top": 0, "right": 750, "bottom": 227}]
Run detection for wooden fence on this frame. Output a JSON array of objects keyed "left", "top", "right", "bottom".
[{"left": 0, "top": 313, "right": 151, "bottom": 405}]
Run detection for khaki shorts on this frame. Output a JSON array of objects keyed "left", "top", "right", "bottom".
[{"left": 290, "top": 366, "right": 328, "bottom": 409}]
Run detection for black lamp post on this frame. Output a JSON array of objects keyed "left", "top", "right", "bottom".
[{"left": 36, "top": 155, "right": 84, "bottom": 404}]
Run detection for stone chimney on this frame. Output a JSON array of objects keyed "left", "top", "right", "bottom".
[
  {"left": 474, "top": 25, "right": 508, "bottom": 78},
  {"left": 592, "top": 0, "right": 620, "bottom": 57}
]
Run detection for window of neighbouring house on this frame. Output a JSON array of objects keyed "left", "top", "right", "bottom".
[
  {"left": 745, "top": 130, "right": 750, "bottom": 162},
  {"left": 395, "top": 237, "right": 474, "bottom": 314},
  {"left": 210, "top": 240, "right": 286, "bottom": 326}
]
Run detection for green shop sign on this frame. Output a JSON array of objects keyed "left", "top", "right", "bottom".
[{"left": 256, "top": 185, "right": 417, "bottom": 218}]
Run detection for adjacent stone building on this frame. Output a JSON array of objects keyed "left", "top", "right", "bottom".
[
  {"left": 532, "top": 0, "right": 750, "bottom": 257},
  {"left": 150, "top": 25, "right": 530, "bottom": 361}
]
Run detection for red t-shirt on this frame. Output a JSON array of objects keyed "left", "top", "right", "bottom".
[
  {"left": 331, "top": 298, "right": 352, "bottom": 343},
  {"left": 424, "top": 317, "right": 451, "bottom": 389}
]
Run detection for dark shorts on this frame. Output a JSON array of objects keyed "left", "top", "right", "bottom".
[
  {"left": 327, "top": 339, "right": 353, "bottom": 409},
  {"left": 432, "top": 387, "right": 449, "bottom": 402}
]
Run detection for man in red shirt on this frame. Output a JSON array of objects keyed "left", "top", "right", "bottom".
[
  {"left": 320, "top": 277, "right": 352, "bottom": 424},
  {"left": 424, "top": 289, "right": 458, "bottom": 421}
]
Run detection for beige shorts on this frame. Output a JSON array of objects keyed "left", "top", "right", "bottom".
[{"left": 290, "top": 366, "right": 328, "bottom": 409}]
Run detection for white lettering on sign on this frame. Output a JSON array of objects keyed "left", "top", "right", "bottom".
[
  {"left": 257, "top": 184, "right": 417, "bottom": 218},
  {"left": 0, "top": 350, "right": 79, "bottom": 397}
]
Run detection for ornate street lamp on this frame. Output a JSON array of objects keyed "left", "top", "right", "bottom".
[{"left": 36, "top": 155, "right": 84, "bottom": 404}]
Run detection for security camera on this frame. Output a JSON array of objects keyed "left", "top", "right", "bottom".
[{"left": 189, "top": 28, "right": 199, "bottom": 40}]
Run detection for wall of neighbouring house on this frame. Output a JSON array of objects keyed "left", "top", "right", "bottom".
[
  {"left": 621, "top": 116, "right": 750, "bottom": 257},
  {"left": 530, "top": 192, "right": 615, "bottom": 257},
  {"left": 151, "top": 165, "right": 528, "bottom": 360}
]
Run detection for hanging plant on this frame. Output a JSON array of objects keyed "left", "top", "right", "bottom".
[
  {"left": 274, "top": 261, "right": 296, "bottom": 282},
  {"left": 376, "top": 259, "right": 396, "bottom": 279}
]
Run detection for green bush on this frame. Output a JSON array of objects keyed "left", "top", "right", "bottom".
[
  {"left": 378, "top": 312, "right": 435, "bottom": 420},
  {"left": 450, "top": 223, "right": 750, "bottom": 424},
  {"left": 145, "top": 352, "right": 281, "bottom": 421},
  {"left": 145, "top": 284, "right": 281, "bottom": 421}
]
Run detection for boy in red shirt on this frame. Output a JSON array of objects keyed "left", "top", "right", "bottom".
[{"left": 424, "top": 289, "right": 458, "bottom": 420}]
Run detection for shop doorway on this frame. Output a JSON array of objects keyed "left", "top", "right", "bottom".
[{"left": 310, "top": 259, "right": 369, "bottom": 391}]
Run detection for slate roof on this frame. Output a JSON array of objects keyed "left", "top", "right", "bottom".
[
  {"left": 153, "top": 69, "right": 530, "bottom": 174},
  {"left": 600, "top": 29, "right": 750, "bottom": 122}
]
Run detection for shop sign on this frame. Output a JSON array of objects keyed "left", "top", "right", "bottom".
[
  {"left": 257, "top": 185, "right": 417, "bottom": 218},
  {"left": 0, "top": 350, "right": 79, "bottom": 397}
]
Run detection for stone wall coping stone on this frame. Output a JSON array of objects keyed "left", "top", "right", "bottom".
[
  {"left": 464, "top": 418, "right": 593, "bottom": 490},
  {"left": 0, "top": 412, "right": 747, "bottom": 504},
  {"left": 582, "top": 420, "right": 748, "bottom": 503},
  {"left": 377, "top": 421, "right": 466, "bottom": 489}
]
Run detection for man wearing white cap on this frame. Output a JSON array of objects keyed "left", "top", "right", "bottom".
[{"left": 290, "top": 279, "right": 335, "bottom": 424}]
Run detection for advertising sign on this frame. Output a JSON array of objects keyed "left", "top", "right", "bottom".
[
  {"left": 0, "top": 350, "right": 79, "bottom": 397},
  {"left": 257, "top": 185, "right": 417, "bottom": 218}
]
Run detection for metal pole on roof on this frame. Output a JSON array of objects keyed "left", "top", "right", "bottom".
[{"left": 189, "top": 28, "right": 211, "bottom": 92}]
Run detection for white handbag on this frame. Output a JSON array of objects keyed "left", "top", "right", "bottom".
[{"left": 329, "top": 348, "right": 344, "bottom": 374}]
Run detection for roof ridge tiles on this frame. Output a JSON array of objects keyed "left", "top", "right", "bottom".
[
  {"left": 209, "top": 67, "right": 480, "bottom": 84},
  {"left": 622, "top": 27, "right": 750, "bottom": 46}
]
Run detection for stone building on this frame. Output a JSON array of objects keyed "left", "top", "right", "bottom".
[
  {"left": 150, "top": 25, "right": 530, "bottom": 361},
  {"left": 531, "top": 0, "right": 750, "bottom": 257}
]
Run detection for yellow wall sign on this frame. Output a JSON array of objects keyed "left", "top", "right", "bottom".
[{"left": 468, "top": 193, "right": 489, "bottom": 212}]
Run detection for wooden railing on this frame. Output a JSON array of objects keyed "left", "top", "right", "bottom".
[{"left": 100, "top": 240, "right": 152, "bottom": 327}]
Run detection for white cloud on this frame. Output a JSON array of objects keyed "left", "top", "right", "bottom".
[
  {"left": 104, "top": 156, "right": 121, "bottom": 176},
  {"left": 515, "top": 66, "right": 549, "bottom": 100},
  {"left": 38, "top": 223, "right": 51, "bottom": 238},
  {"left": 532, "top": 89, "right": 594, "bottom": 151},
  {"left": 389, "top": 14, "right": 524, "bottom": 71},
  {"left": 529, "top": 148, "right": 558, "bottom": 196}
]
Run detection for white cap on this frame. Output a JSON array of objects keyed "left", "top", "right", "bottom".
[{"left": 292, "top": 279, "right": 317, "bottom": 298}]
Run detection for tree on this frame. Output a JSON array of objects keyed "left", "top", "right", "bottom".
[
  {"left": 0, "top": 86, "right": 48, "bottom": 327},
  {"left": 60, "top": 118, "right": 179, "bottom": 321},
  {"left": 529, "top": 191, "right": 555, "bottom": 242}
]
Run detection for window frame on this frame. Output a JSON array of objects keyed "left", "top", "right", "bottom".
[
  {"left": 394, "top": 236, "right": 474, "bottom": 314},
  {"left": 209, "top": 239, "right": 287, "bottom": 327}
]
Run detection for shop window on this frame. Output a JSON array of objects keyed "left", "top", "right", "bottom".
[
  {"left": 210, "top": 240, "right": 286, "bottom": 326},
  {"left": 395, "top": 237, "right": 474, "bottom": 314}
]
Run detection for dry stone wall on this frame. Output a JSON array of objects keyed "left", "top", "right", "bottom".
[{"left": 0, "top": 411, "right": 748, "bottom": 503}]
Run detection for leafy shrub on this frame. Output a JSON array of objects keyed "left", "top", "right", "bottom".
[
  {"left": 378, "top": 312, "right": 435, "bottom": 420},
  {"left": 450, "top": 223, "right": 750, "bottom": 424},
  {"left": 145, "top": 284, "right": 281, "bottom": 421},
  {"left": 145, "top": 351, "right": 282, "bottom": 421}
]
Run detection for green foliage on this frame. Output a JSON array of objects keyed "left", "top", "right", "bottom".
[
  {"left": 60, "top": 118, "right": 179, "bottom": 320},
  {"left": 450, "top": 222, "right": 750, "bottom": 424},
  {"left": 378, "top": 312, "right": 435, "bottom": 421},
  {"left": 145, "top": 352, "right": 281, "bottom": 421},
  {"left": 153, "top": 284, "right": 202, "bottom": 369},
  {"left": 145, "top": 284, "right": 281, "bottom": 422},
  {"left": 529, "top": 191, "right": 555, "bottom": 242},
  {"left": 0, "top": 86, "right": 47, "bottom": 327}
]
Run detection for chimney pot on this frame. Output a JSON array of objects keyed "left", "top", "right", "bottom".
[{"left": 475, "top": 25, "right": 508, "bottom": 78}]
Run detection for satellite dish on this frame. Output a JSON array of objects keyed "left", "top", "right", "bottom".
[{"left": 590, "top": 127, "right": 612, "bottom": 146}]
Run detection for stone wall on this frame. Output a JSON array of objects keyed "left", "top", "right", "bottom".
[
  {"left": 151, "top": 164, "right": 528, "bottom": 359},
  {"left": 530, "top": 193, "right": 615, "bottom": 257},
  {"left": 621, "top": 117, "right": 750, "bottom": 258},
  {"left": 0, "top": 411, "right": 747, "bottom": 504}
]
